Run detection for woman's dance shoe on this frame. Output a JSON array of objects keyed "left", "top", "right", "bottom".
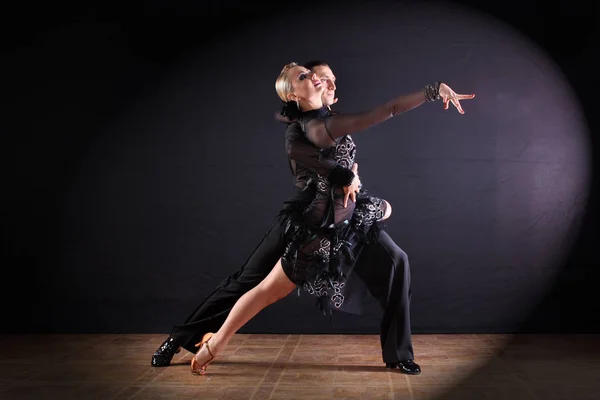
[{"left": 190, "top": 332, "right": 215, "bottom": 375}]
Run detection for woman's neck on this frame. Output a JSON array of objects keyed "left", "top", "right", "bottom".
[{"left": 299, "top": 98, "right": 324, "bottom": 112}]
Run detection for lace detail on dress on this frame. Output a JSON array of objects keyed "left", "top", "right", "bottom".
[
  {"left": 353, "top": 196, "right": 386, "bottom": 227},
  {"left": 315, "top": 135, "right": 356, "bottom": 197}
]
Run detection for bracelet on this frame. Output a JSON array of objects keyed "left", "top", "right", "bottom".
[
  {"left": 424, "top": 82, "right": 441, "bottom": 102},
  {"left": 329, "top": 166, "right": 355, "bottom": 188}
]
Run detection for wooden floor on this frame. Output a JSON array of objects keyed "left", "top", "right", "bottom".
[{"left": 0, "top": 333, "right": 598, "bottom": 400}]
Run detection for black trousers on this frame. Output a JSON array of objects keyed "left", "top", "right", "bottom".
[
  {"left": 171, "top": 221, "right": 286, "bottom": 353},
  {"left": 170, "top": 219, "right": 414, "bottom": 363},
  {"left": 352, "top": 230, "right": 414, "bottom": 362}
]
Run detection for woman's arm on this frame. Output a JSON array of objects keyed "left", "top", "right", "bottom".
[
  {"left": 304, "top": 89, "right": 430, "bottom": 148},
  {"left": 303, "top": 81, "right": 475, "bottom": 149}
]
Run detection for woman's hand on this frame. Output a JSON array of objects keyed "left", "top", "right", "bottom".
[{"left": 439, "top": 83, "right": 475, "bottom": 114}]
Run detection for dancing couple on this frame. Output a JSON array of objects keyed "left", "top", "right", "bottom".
[{"left": 151, "top": 60, "right": 475, "bottom": 375}]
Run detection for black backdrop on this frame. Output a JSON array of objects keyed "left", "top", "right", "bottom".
[{"left": 1, "top": 0, "right": 598, "bottom": 336}]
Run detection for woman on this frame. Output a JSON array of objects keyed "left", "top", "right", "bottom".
[{"left": 190, "top": 62, "right": 475, "bottom": 374}]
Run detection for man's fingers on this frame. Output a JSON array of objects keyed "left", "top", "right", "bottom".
[
  {"left": 457, "top": 93, "right": 476, "bottom": 100},
  {"left": 343, "top": 192, "right": 349, "bottom": 208},
  {"left": 350, "top": 192, "right": 356, "bottom": 204},
  {"left": 443, "top": 98, "right": 450, "bottom": 110},
  {"left": 352, "top": 163, "right": 358, "bottom": 172}
]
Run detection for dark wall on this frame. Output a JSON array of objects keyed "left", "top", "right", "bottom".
[{"left": 1, "top": 0, "right": 597, "bottom": 334}]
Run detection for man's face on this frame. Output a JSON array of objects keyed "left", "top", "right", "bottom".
[{"left": 312, "top": 65, "right": 337, "bottom": 107}]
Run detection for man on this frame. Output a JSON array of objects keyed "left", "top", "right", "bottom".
[{"left": 151, "top": 60, "right": 421, "bottom": 375}]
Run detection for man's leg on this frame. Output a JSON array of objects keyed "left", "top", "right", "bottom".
[
  {"left": 353, "top": 230, "right": 420, "bottom": 374},
  {"left": 152, "top": 220, "right": 285, "bottom": 366}
]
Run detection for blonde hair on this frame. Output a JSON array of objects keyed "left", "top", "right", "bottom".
[{"left": 275, "top": 62, "right": 298, "bottom": 102}]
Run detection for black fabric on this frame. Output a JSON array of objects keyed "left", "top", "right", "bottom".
[
  {"left": 282, "top": 107, "right": 390, "bottom": 314},
  {"left": 297, "top": 92, "right": 427, "bottom": 149},
  {"left": 352, "top": 230, "right": 414, "bottom": 362},
  {"left": 329, "top": 165, "right": 356, "bottom": 187},
  {"left": 285, "top": 117, "right": 353, "bottom": 189}
]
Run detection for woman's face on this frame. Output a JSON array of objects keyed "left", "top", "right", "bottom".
[{"left": 287, "top": 66, "right": 324, "bottom": 103}]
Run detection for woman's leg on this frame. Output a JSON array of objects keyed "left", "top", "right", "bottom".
[{"left": 192, "top": 258, "right": 296, "bottom": 367}]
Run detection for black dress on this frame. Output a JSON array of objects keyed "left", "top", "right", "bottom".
[
  {"left": 280, "top": 107, "right": 388, "bottom": 314},
  {"left": 279, "top": 89, "right": 429, "bottom": 314}
]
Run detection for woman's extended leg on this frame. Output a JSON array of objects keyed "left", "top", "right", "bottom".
[{"left": 191, "top": 258, "right": 296, "bottom": 373}]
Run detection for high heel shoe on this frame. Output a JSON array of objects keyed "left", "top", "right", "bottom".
[{"left": 190, "top": 332, "right": 215, "bottom": 375}]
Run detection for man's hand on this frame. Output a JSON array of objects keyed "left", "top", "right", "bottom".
[{"left": 343, "top": 163, "right": 361, "bottom": 208}]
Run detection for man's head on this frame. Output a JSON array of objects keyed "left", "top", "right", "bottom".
[{"left": 304, "top": 60, "right": 337, "bottom": 107}]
